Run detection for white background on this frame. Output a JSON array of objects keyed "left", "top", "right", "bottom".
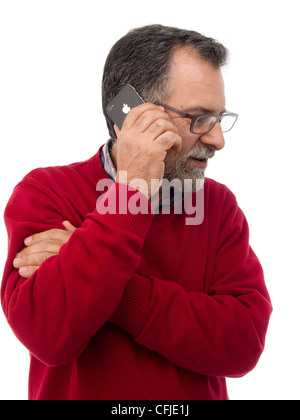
[{"left": 0, "top": 0, "right": 299, "bottom": 400}]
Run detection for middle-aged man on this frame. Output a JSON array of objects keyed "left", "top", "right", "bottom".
[{"left": 2, "top": 25, "right": 272, "bottom": 400}]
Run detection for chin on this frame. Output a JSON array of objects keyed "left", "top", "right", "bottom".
[{"left": 164, "top": 168, "right": 206, "bottom": 195}]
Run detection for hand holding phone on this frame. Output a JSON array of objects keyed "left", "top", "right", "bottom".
[{"left": 107, "top": 85, "right": 182, "bottom": 199}]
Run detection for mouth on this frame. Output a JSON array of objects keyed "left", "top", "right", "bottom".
[{"left": 190, "top": 157, "right": 208, "bottom": 168}]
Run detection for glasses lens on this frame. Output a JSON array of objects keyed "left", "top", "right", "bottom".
[
  {"left": 220, "top": 114, "right": 237, "bottom": 133},
  {"left": 193, "top": 116, "right": 218, "bottom": 134}
]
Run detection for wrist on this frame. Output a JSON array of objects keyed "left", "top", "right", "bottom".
[
  {"left": 110, "top": 274, "right": 153, "bottom": 337},
  {"left": 116, "top": 170, "right": 150, "bottom": 200}
]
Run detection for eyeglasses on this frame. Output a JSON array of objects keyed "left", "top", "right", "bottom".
[{"left": 157, "top": 103, "right": 239, "bottom": 135}]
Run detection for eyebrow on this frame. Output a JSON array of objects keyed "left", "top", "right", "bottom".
[{"left": 185, "top": 106, "right": 227, "bottom": 115}]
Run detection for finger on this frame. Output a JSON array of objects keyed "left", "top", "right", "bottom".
[
  {"left": 13, "top": 252, "right": 57, "bottom": 269},
  {"left": 146, "top": 119, "right": 179, "bottom": 138},
  {"left": 155, "top": 132, "right": 182, "bottom": 152},
  {"left": 62, "top": 221, "right": 77, "bottom": 233},
  {"left": 21, "top": 239, "right": 63, "bottom": 256},
  {"left": 171, "top": 133, "right": 182, "bottom": 152},
  {"left": 24, "top": 228, "right": 71, "bottom": 247},
  {"left": 122, "top": 103, "right": 165, "bottom": 131},
  {"left": 134, "top": 110, "right": 171, "bottom": 133},
  {"left": 19, "top": 266, "right": 40, "bottom": 279}
]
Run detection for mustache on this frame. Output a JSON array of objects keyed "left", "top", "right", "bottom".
[{"left": 184, "top": 145, "right": 215, "bottom": 161}]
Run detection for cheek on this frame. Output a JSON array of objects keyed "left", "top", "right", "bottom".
[
  {"left": 179, "top": 132, "right": 198, "bottom": 154},
  {"left": 175, "top": 120, "right": 197, "bottom": 153}
]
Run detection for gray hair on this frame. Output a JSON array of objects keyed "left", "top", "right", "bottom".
[{"left": 102, "top": 24, "right": 228, "bottom": 140}]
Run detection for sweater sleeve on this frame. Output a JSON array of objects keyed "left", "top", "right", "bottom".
[
  {"left": 110, "top": 195, "right": 273, "bottom": 378},
  {"left": 1, "top": 179, "right": 154, "bottom": 366}
]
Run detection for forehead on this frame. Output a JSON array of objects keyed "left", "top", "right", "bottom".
[{"left": 167, "top": 47, "right": 225, "bottom": 112}]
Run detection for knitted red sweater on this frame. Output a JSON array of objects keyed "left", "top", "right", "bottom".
[{"left": 1, "top": 149, "right": 272, "bottom": 400}]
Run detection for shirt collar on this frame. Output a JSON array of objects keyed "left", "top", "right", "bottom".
[{"left": 100, "top": 139, "right": 117, "bottom": 182}]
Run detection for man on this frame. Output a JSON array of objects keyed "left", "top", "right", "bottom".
[{"left": 1, "top": 25, "right": 272, "bottom": 400}]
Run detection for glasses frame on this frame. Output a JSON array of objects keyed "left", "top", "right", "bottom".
[{"left": 157, "top": 103, "right": 239, "bottom": 135}]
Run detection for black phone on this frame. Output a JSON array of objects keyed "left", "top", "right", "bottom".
[{"left": 106, "top": 84, "right": 144, "bottom": 130}]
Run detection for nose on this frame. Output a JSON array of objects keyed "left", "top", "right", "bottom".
[{"left": 198, "top": 121, "right": 225, "bottom": 151}]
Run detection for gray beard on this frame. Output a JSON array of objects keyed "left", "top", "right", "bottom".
[{"left": 163, "top": 144, "right": 215, "bottom": 193}]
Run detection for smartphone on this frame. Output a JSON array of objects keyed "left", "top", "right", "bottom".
[{"left": 106, "top": 84, "right": 144, "bottom": 130}]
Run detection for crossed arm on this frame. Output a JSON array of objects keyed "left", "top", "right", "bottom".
[{"left": 10, "top": 214, "right": 272, "bottom": 377}]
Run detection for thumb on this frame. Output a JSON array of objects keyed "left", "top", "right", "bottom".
[
  {"left": 62, "top": 220, "right": 77, "bottom": 233},
  {"left": 114, "top": 124, "right": 121, "bottom": 139}
]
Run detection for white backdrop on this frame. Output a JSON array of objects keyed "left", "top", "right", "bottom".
[{"left": 0, "top": 0, "right": 299, "bottom": 400}]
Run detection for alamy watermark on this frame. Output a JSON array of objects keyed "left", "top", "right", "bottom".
[{"left": 96, "top": 172, "right": 204, "bottom": 226}]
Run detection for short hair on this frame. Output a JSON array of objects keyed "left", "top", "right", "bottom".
[{"left": 102, "top": 24, "right": 228, "bottom": 140}]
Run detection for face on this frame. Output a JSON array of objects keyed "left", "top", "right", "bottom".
[{"left": 163, "top": 47, "right": 226, "bottom": 188}]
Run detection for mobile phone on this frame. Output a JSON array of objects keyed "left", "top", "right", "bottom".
[{"left": 106, "top": 84, "right": 145, "bottom": 130}]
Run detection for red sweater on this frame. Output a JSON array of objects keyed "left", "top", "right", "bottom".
[{"left": 1, "top": 149, "right": 272, "bottom": 400}]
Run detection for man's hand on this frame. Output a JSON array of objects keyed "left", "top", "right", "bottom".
[
  {"left": 114, "top": 103, "right": 182, "bottom": 199},
  {"left": 13, "top": 221, "right": 76, "bottom": 279}
]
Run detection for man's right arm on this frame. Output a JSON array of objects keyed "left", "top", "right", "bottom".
[{"left": 1, "top": 179, "right": 153, "bottom": 366}]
